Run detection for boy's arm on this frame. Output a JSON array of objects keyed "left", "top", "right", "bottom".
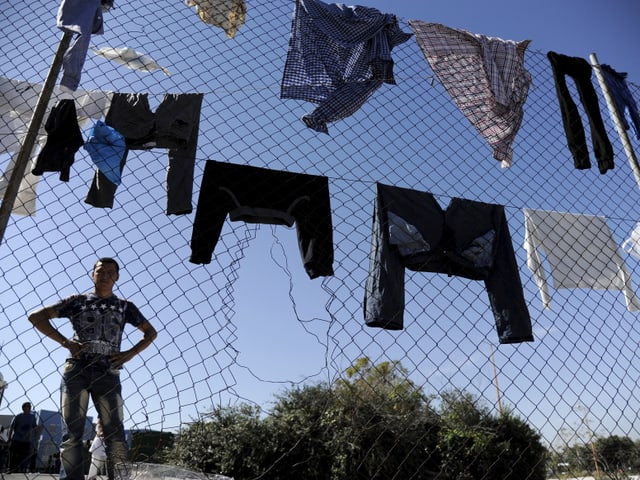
[
  {"left": 28, "top": 306, "right": 81, "bottom": 357},
  {"left": 109, "top": 320, "right": 157, "bottom": 368}
]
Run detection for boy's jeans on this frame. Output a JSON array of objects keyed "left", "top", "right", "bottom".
[{"left": 59, "top": 359, "right": 130, "bottom": 480}]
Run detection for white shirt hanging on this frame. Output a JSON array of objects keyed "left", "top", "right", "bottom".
[{"left": 523, "top": 208, "right": 640, "bottom": 312}]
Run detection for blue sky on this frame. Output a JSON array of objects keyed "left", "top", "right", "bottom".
[
  {"left": 366, "top": 0, "right": 640, "bottom": 81},
  {"left": 1, "top": 0, "right": 640, "bottom": 450}
]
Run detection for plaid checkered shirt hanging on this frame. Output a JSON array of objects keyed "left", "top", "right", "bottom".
[
  {"left": 281, "top": 0, "right": 412, "bottom": 134},
  {"left": 409, "top": 21, "right": 532, "bottom": 168}
]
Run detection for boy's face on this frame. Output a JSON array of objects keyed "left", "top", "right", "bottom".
[{"left": 92, "top": 261, "right": 119, "bottom": 289}]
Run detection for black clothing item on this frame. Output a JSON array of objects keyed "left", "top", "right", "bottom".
[
  {"left": 85, "top": 92, "right": 203, "bottom": 214},
  {"left": 364, "top": 183, "right": 533, "bottom": 344},
  {"left": 32, "top": 99, "right": 84, "bottom": 181},
  {"left": 190, "top": 160, "right": 334, "bottom": 279},
  {"left": 547, "top": 51, "right": 614, "bottom": 174},
  {"left": 8, "top": 440, "right": 31, "bottom": 473}
]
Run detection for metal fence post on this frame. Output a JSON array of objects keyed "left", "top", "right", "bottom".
[
  {"left": 590, "top": 52, "right": 640, "bottom": 189},
  {"left": 0, "top": 31, "right": 72, "bottom": 246}
]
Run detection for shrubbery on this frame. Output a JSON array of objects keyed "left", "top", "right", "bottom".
[{"left": 163, "top": 358, "right": 546, "bottom": 480}]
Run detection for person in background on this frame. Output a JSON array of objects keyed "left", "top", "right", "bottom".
[
  {"left": 88, "top": 419, "right": 109, "bottom": 480},
  {"left": 7, "top": 401, "right": 38, "bottom": 473},
  {"left": 28, "top": 420, "right": 44, "bottom": 473},
  {"left": 0, "top": 425, "right": 9, "bottom": 472},
  {"left": 28, "top": 257, "right": 157, "bottom": 480}
]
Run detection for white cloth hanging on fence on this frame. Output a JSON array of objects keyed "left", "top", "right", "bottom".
[
  {"left": 91, "top": 46, "right": 172, "bottom": 76},
  {"left": 622, "top": 222, "right": 640, "bottom": 260},
  {"left": 0, "top": 76, "right": 112, "bottom": 216},
  {"left": 523, "top": 208, "right": 640, "bottom": 312},
  {"left": 409, "top": 21, "right": 531, "bottom": 168}
]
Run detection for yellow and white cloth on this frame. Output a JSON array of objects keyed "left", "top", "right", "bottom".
[{"left": 184, "top": 0, "right": 246, "bottom": 39}]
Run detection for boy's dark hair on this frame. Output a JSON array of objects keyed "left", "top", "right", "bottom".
[{"left": 94, "top": 257, "right": 120, "bottom": 273}]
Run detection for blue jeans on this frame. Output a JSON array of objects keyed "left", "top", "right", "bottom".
[{"left": 59, "top": 359, "right": 130, "bottom": 480}]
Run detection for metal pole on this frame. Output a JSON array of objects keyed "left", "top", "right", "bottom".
[
  {"left": 489, "top": 345, "right": 503, "bottom": 415},
  {"left": 0, "top": 31, "right": 72, "bottom": 246},
  {"left": 589, "top": 52, "right": 640, "bottom": 189}
]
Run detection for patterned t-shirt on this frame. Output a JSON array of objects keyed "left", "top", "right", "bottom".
[{"left": 53, "top": 293, "right": 147, "bottom": 355}]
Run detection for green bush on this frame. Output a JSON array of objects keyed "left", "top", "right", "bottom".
[{"left": 162, "top": 359, "right": 546, "bottom": 480}]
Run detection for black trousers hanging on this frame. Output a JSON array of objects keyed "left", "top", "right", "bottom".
[{"left": 547, "top": 51, "right": 614, "bottom": 174}]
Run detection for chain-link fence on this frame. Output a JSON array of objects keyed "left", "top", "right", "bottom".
[{"left": 2, "top": 0, "right": 640, "bottom": 478}]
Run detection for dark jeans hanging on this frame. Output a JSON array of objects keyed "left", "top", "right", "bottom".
[
  {"left": 85, "top": 93, "right": 203, "bottom": 214},
  {"left": 547, "top": 51, "right": 614, "bottom": 174}
]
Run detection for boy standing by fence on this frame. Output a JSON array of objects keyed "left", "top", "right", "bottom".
[{"left": 28, "top": 257, "right": 157, "bottom": 480}]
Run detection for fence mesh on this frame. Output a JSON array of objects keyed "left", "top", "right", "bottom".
[{"left": 2, "top": 0, "right": 640, "bottom": 478}]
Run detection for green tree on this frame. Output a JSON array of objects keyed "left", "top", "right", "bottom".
[
  {"left": 130, "top": 430, "right": 174, "bottom": 463},
  {"left": 436, "top": 389, "right": 547, "bottom": 480},
  {"left": 327, "top": 357, "right": 441, "bottom": 479},
  {"left": 633, "top": 440, "right": 640, "bottom": 471},
  {"left": 594, "top": 435, "right": 637, "bottom": 475},
  {"left": 560, "top": 442, "right": 594, "bottom": 473},
  {"left": 163, "top": 358, "right": 547, "bottom": 480},
  {"left": 553, "top": 435, "right": 640, "bottom": 479},
  {"left": 262, "top": 384, "right": 336, "bottom": 479},
  {"left": 162, "top": 404, "right": 271, "bottom": 478}
]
